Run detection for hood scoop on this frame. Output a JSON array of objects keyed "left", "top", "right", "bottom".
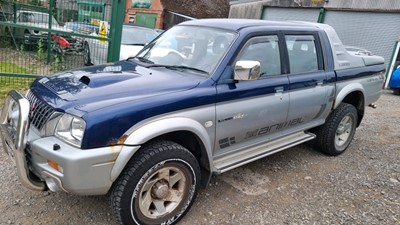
[
  {"left": 79, "top": 73, "right": 141, "bottom": 88},
  {"left": 79, "top": 75, "right": 90, "bottom": 86}
]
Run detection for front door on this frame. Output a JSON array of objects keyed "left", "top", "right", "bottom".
[{"left": 214, "top": 35, "right": 290, "bottom": 156}]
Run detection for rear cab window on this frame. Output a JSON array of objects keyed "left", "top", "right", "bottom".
[{"left": 285, "top": 34, "right": 323, "bottom": 74}]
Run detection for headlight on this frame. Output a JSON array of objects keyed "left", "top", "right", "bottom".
[{"left": 55, "top": 114, "right": 86, "bottom": 147}]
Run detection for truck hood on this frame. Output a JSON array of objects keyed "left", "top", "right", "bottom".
[{"left": 32, "top": 61, "right": 201, "bottom": 114}]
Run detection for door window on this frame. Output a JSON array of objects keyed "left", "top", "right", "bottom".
[
  {"left": 236, "top": 35, "right": 281, "bottom": 77},
  {"left": 285, "top": 35, "right": 319, "bottom": 74}
]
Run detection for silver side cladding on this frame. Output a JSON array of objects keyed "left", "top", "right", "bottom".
[
  {"left": 335, "top": 70, "right": 385, "bottom": 108},
  {"left": 122, "top": 105, "right": 216, "bottom": 170},
  {"left": 28, "top": 131, "right": 123, "bottom": 195}
]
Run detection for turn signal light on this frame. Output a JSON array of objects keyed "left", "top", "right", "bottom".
[{"left": 48, "top": 160, "right": 64, "bottom": 173}]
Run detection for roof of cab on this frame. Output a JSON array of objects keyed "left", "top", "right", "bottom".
[{"left": 179, "top": 19, "right": 318, "bottom": 31}]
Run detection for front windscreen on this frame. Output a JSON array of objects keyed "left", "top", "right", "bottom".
[{"left": 135, "top": 25, "right": 237, "bottom": 76}]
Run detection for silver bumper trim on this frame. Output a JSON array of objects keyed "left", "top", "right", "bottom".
[{"left": 0, "top": 90, "right": 46, "bottom": 191}]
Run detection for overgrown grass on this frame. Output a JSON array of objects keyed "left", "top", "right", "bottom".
[
  {"left": 0, "top": 62, "right": 34, "bottom": 74},
  {"left": 0, "top": 62, "right": 36, "bottom": 105}
]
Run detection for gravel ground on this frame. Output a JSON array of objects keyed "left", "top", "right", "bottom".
[{"left": 0, "top": 91, "right": 399, "bottom": 225}]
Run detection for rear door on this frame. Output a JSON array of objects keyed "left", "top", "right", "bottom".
[{"left": 283, "top": 32, "right": 330, "bottom": 133}]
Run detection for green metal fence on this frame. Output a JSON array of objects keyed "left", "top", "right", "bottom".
[{"left": 0, "top": 0, "right": 124, "bottom": 91}]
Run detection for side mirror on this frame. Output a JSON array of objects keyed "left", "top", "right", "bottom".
[{"left": 234, "top": 60, "right": 261, "bottom": 81}]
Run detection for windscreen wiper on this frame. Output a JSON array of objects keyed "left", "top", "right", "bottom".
[
  {"left": 125, "top": 43, "right": 145, "bottom": 46},
  {"left": 147, "top": 64, "right": 209, "bottom": 75},
  {"left": 128, "top": 56, "right": 154, "bottom": 64}
]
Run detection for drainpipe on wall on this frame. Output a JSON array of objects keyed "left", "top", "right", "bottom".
[
  {"left": 317, "top": 7, "right": 326, "bottom": 23},
  {"left": 384, "top": 41, "right": 400, "bottom": 89}
]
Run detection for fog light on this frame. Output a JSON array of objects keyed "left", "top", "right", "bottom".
[
  {"left": 45, "top": 177, "right": 59, "bottom": 192},
  {"left": 48, "top": 160, "right": 64, "bottom": 173}
]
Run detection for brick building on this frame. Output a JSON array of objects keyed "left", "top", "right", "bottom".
[{"left": 124, "top": 0, "right": 230, "bottom": 29}]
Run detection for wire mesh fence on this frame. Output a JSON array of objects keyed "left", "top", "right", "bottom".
[{"left": 0, "top": 0, "right": 112, "bottom": 88}]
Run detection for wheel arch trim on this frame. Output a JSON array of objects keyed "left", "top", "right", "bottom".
[
  {"left": 110, "top": 117, "right": 214, "bottom": 182},
  {"left": 334, "top": 83, "right": 365, "bottom": 109}
]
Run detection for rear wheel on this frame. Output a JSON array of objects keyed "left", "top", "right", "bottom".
[
  {"left": 393, "top": 89, "right": 400, "bottom": 96},
  {"left": 312, "top": 103, "right": 358, "bottom": 156},
  {"left": 111, "top": 140, "right": 201, "bottom": 225}
]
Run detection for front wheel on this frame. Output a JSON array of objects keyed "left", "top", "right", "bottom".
[
  {"left": 111, "top": 140, "right": 201, "bottom": 225},
  {"left": 312, "top": 103, "right": 358, "bottom": 156}
]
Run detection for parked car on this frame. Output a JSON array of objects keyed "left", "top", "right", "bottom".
[
  {"left": 154, "top": 28, "right": 165, "bottom": 34},
  {"left": 65, "top": 22, "right": 99, "bottom": 34},
  {"left": 83, "top": 25, "right": 159, "bottom": 65},
  {"left": 64, "top": 21, "right": 100, "bottom": 52},
  {"left": 389, "top": 65, "right": 400, "bottom": 95},
  {"left": 5, "top": 10, "right": 76, "bottom": 51}
]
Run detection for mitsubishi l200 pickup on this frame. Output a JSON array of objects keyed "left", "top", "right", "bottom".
[{"left": 1, "top": 19, "right": 385, "bottom": 225}]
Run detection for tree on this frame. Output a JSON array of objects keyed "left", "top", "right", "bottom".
[
  {"left": 30, "top": 0, "right": 42, "bottom": 6},
  {"left": 0, "top": 0, "right": 8, "bottom": 6}
]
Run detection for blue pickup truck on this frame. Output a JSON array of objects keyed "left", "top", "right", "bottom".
[{"left": 1, "top": 19, "right": 385, "bottom": 225}]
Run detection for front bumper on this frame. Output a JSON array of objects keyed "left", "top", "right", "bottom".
[
  {"left": 0, "top": 90, "right": 46, "bottom": 191},
  {"left": 1, "top": 91, "right": 140, "bottom": 195},
  {"left": 26, "top": 134, "right": 123, "bottom": 195}
]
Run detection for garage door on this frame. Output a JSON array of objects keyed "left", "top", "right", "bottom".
[
  {"left": 262, "top": 7, "right": 320, "bottom": 22},
  {"left": 324, "top": 11, "right": 400, "bottom": 66}
]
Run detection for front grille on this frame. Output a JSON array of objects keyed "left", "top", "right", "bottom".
[{"left": 26, "top": 91, "right": 55, "bottom": 130}]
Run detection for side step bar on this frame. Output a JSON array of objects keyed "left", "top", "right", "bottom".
[{"left": 214, "top": 132, "right": 315, "bottom": 174}]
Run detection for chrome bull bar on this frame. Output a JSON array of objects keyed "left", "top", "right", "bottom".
[{"left": 0, "top": 90, "right": 45, "bottom": 191}]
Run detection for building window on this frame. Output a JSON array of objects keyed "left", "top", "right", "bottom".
[{"left": 131, "top": 0, "right": 152, "bottom": 9}]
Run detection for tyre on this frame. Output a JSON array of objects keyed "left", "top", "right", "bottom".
[
  {"left": 393, "top": 89, "right": 400, "bottom": 96},
  {"left": 312, "top": 103, "right": 358, "bottom": 156},
  {"left": 83, "top": 42, "right": 92, "bottom": 66},
  {"left": 111, "top": 140, "right": 201, "bottom": 225}
]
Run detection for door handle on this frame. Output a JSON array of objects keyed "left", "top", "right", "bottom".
[
  {"left": 275, "top": 87, "right": 284, "bottom": 93},
  {"left": 275, "top": 87, "right": 284, "bottom": 100}
]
